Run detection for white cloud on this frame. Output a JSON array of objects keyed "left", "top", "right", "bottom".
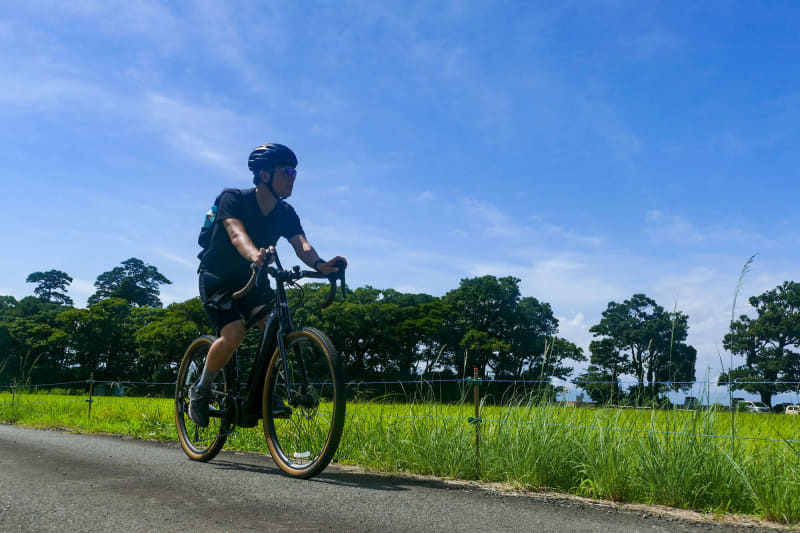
[
  {"left": 645, "top": 209, "right": 765, "bottom": 247},
  {"left": 141, "top": 91, "right": 259, "bottom": 178},
  {"left": 556, "top": 311, "right": 593, "bottom": 358},
  {"left": 517, "top": 255, "right": 626, "bottom": 311},
  {"left": 408, "top": 39, "right": 471, "bottom": 82},
  {"left": 645, "top": 210, "right": 704, "bottom": 244},
  {"left": 155, "top": 250, "right": 197, "bottom": 270},
  {"left": 0, "top": 71, "right": 110, "bottom": 110},
  {"left": 40, "top": 0, "right": 181, "bottom": 38},
  {"left": 541, "top": 224, "right": 605, "bottom": 248},
  {"left": 463, "top": 198, "right": 532, "bottom": 239},
  {"left": 578, "top": 97, "right": 644, "bottom": 161},
  {"left": 413, "top": 191, "right": 436, "bottom": 203},
  {"left": 70, "top": 279, "right": 95, "bottom": 307}
]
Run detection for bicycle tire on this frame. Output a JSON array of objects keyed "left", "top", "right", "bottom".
[
  {"left": 262, "top": 327, "right": 345, "bottom": 478},
  {"left": 175, "top": 335, "right": 231, "bottom": 461}
]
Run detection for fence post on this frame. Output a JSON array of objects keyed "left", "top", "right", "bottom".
[
  {"left": 473, "top": 367, "right": 480, "bottom": 480},
  {"left": 87, "top": 372, "right": 94, "bottom": 419},
  {"left": 11, "top": 378, "right": 16, "bottom": 406}
]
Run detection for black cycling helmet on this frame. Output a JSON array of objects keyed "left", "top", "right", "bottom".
[{"left": 248, "top": 143, "right": 298, "bottom": 174}]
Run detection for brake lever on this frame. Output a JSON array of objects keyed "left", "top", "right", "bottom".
[
  {"left": 321, "top": 260, "right": 347, "bottom": 309},
  {"left": 333, "top": 259, "right": 347, "bottom": 298}
]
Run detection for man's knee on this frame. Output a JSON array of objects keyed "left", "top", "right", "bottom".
[{"left": 219, "top": 321, "right": 246, "bottom": 347}]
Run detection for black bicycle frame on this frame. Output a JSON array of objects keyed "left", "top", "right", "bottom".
[{"left": 235, "top": 270, "right": 300, "bottom": 424}]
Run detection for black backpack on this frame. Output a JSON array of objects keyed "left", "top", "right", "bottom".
[{"left": 197, "top": 188, "right": 243, "bottom": 253}]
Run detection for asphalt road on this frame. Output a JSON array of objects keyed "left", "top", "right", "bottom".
[{"left": 0, "top": 425, "right": 785, "bottom": 532}]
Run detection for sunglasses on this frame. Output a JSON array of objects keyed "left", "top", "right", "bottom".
[{"left": 282, "top": 167, "right": 297, "bottom": 179}]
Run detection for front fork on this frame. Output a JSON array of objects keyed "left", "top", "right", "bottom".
[{"left": 276, "top": 325, "right": 315, "bottom": 408}]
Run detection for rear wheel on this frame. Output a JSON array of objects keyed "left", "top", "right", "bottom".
[
  {"left": 175, "top": 335, "right": 230, "bottom": 461},
  {"left": 263, "top": 327, "right": 345, "bottom": 478}
]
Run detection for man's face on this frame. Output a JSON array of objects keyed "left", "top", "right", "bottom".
[
  {"left": 274, "top": 167, "right": 297, "bottom": 197},
  {"left": 263, "top": 167, "right": 297, "bottom": 197}
]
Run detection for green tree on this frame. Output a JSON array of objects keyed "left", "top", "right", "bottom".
[
  {"left": 0, "top": 295, "right": 17, "bottom": 310},
  {"left": 0, "top": 296, "right": 18, "bottom": 382},
  {"left": 531, "top": 336, "right": 585, "bottom": 381},
  {"left": 505, "top": 297, "right": 584, "bottom": 381},
  {"left": 134, "top": 298, "right": 211, "bottom": 381},
  {"left": 441, "top": 276, "right": 584, "bottom": 384},
  {"left": 587, "top": 294, "right": 696, "bottom": 404},
  {"left": 574, "top": 365, "right": 621, "bottom": 405},
  {"left": 88, "top": 258, "right": 172, "bottom": 307},
  {"left": 57, "top": 298, "right": 137, "bottom": 380},
  {"left": 442, "top": 275, "right": 521, "bottom": 377},
  {"left": 292, "top": 285, "right": 431, "bottom": 381},
  {"left": 287, "top": 284, "right": 449, "bottom": 384},
  {"left": 4, "top": 317, "right": 59, "bottom": 385},
  {"left": 720, "top": 281, "right": 800, "bottom": 407},
  {"left": 378, "top": 289, "right": 439, "bottom": 380},
  {"left": 407, "top": 298, "right": 451, "bottom": 378},
  {"left": 0, "top": 297, "right": 70, "bottom": 385},
  {"left": 26, "top": 270, "right": 74, "bottom": 305},
  {"left": 576, "top": 336, "right": 628, "bottom": 404}
]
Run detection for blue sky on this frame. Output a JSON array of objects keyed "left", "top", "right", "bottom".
[{"left": 2, "top": 1, "right": 799, "bottom": 403}]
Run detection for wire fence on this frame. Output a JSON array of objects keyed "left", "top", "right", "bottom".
[{"left": 2, "top": 373, "right": 799, "bottom": 448}]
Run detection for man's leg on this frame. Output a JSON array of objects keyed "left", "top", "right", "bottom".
[
  {"left": 206, "top": 320, "right": 246, "bottom": 371},
  {"left": 189, "top": 320, "right": 246, "bottom": 427}
]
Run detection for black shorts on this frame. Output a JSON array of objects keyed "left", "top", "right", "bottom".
[{"left": 198, "top": 270, "right": 275, "bottom": 334}]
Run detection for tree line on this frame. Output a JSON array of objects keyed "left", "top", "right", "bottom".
[{"left": 2, "top": 259, "right": 799, "bottom": 406}]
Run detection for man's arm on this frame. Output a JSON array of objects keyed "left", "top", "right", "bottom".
[
  {"left": 289, "top": 234, "right": 347, "bottom": 275},
  {"left": 223, "top": 218, "right": 269, "bottom": 266}
]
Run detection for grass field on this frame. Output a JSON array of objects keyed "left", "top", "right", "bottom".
[{"left": 2, "top": 390, "right": 799, "bottom": 524}]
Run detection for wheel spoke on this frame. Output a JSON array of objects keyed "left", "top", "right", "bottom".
[
  {"left": 263, "top": 328, "right": 345, "bottom": 478},
  {"left": 175, "top": 336, "right": 230, "bottom": 462}
]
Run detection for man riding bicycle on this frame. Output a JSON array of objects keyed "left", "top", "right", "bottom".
[{"left": 191, "top": 142, "right": 347, "bottom": 427}]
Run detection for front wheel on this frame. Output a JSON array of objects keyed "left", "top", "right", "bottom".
[
  {"left": 263, "top": 327, "right": 345, "bottom": 478},
  {"left": 175, "top": 335, "right": 231, "bottom": 461}
]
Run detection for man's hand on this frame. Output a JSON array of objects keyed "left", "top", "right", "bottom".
[
  {"left": 249, "top": 246, "right": 276, "bottom": 267},
  {"left": 316, "top": 256, "right": 347, "bottom": 275}
]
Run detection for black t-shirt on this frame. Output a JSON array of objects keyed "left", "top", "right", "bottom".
[{"left": 199, "top": 188, "right": 304, "bottom": 282}]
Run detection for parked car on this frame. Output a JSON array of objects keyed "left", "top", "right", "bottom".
[
  {"left": 737, "top": 401, "right": 770, "bottom": 413},
  {"left": 772, "top": 402, "right": 794, "bottom": 414},
  {"left": 786, "top": 405, "right": 800, "bottom": 415}
]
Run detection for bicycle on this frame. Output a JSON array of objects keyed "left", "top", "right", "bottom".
[{"left": 175, "top": 251, "right": 347, "bottom": 479}]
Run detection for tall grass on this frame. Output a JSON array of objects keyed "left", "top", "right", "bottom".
[{"left": 2, "top": 390, "right": 800, "bottom": 524}]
